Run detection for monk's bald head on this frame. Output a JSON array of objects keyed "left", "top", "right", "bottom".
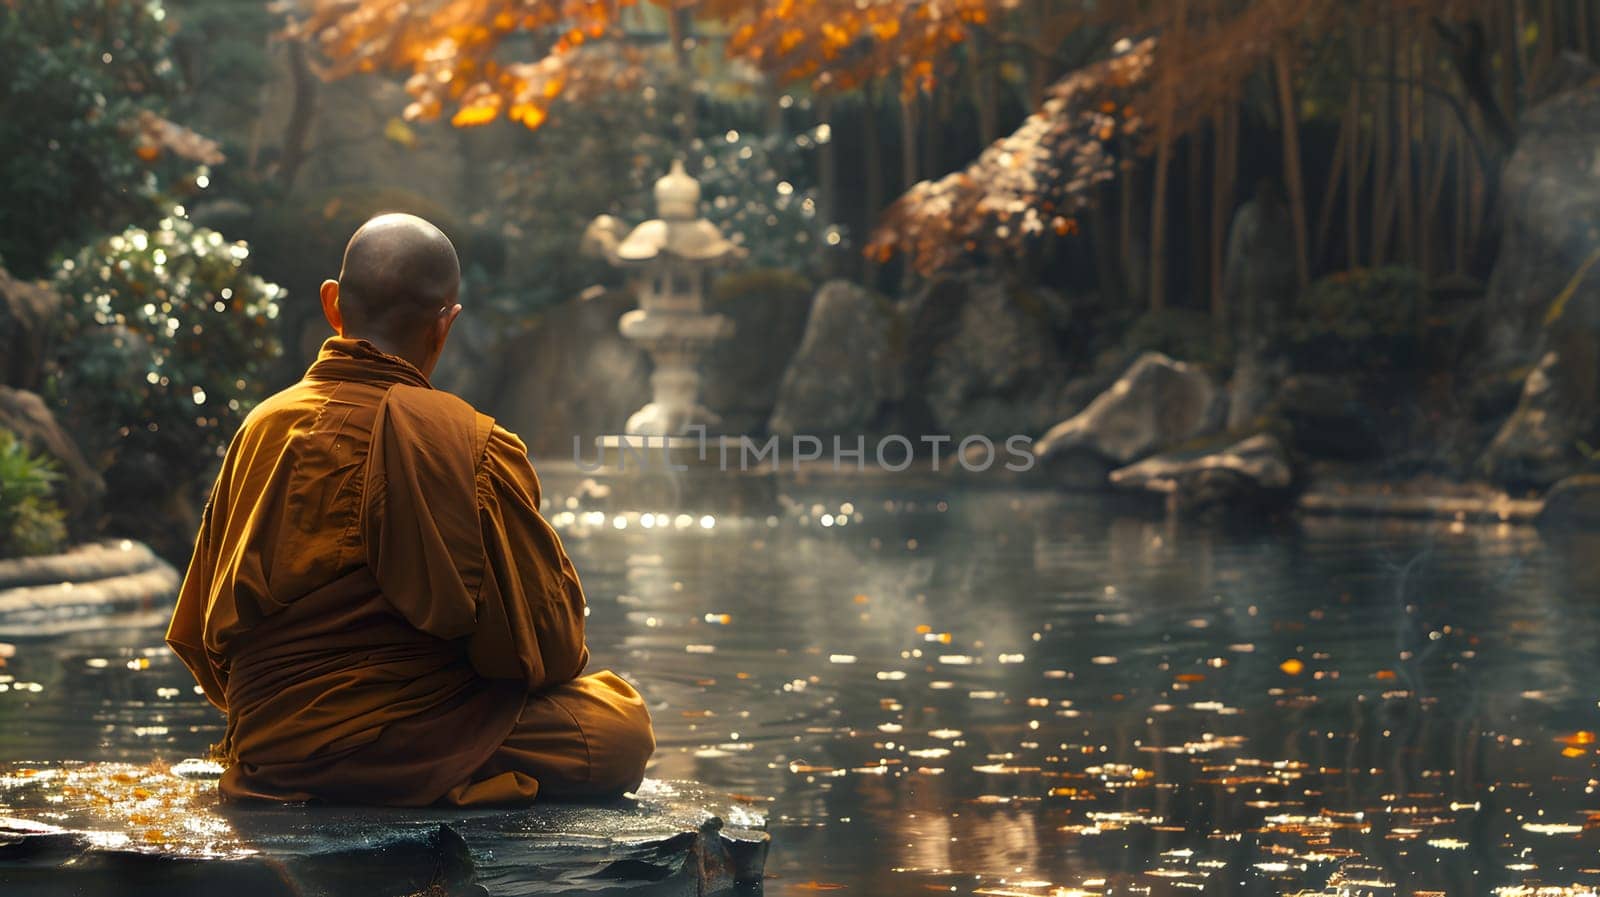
[{"left": 335, "top": 213, "right": 460, "bottom": 341}]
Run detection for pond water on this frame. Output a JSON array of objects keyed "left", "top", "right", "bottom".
[{"left": 3, "top": 484, "right": 1599, "bottom": 896}]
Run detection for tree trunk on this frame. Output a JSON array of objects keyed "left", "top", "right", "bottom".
[
  {"left": 1120, "top": 143, "right": 1141, "bottom": 306},
  {"left": 1347, "top": 32, "right": 1363, "bottom": 269},
  {"left": 1148, "top": 138, "right": 1172, "bottom": 313},
  {"left": 1454, "top": 125, "right": 1469, "bottom": 273},
  {"left": 1371, "top": 24, "right": 1394, "bottom": 265},
  {"left": 277, "top": 37, "right": 319, "bottom": 193},
  {"left": 1396, "top": 38, "right": 1416, "bottom": 267},
  {"left": 899, "top": 89, "right": 919, "bottom": 192},
  {"left": 1188, "top": 133, "right": 1207, "bottom": 308},
  {"left": 1272, "top": 44, "right": 1310, "bottom": 292},
  {"left": 863, "top": 89, "right": 885, "bottom": 222},
  {"left": 1210, "top": 101, "right": 1238, "bottom": 342},
  {"left": 1092, "top": 186, "right": 1127, "bottom": 310},
  {"left": 1147, "top": 0, "right": 1189, "bottom": 312},
  {"left": 974, "top": 29, "right": 999, "bottom": 146},
  {"left": 1314, "top": 89, "right": 1354, "bottom": 270}
]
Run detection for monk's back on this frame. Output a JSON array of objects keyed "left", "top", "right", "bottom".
[
  {"left": 170, "top": 216, "right": 652, "bottom": 806},
  {"left": 169, "top": 340, "right": 528, "bottom": 804}
]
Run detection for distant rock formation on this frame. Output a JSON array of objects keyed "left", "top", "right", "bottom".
[
  {"left": 1034, "top": 352, "right": 1224, "bottom": 486},
  {"left": 1475, "top": 77, "right": 1600, "bottom": 487},
  {"left": 905, "top": 271, "right": 1079, "bottom": 439},
  {"left": 0, "top": 386, "right": 103, "bottom": 531},
  {"left": 768, "top": 280, "right": 898, "bottom": 438},
  {"left": 0, "top": 266, "right": 61, "bottom": 391}
]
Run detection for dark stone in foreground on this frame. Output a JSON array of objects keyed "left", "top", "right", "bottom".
[
  {"left": 0, "top": 762, "right": 768, "bottom": 896},
  {"left": 1109, "top": 433, "right": 1296, "bottom": 520}
]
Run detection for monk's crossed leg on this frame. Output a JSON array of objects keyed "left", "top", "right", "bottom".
[{"left": 450, "top": 671, "right": 654, "bottom": 803}]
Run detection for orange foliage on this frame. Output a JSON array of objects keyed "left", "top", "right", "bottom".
[
  {"left": 865, "top": 39, "right": 1153, "bottom": 275},
  {"left": 291, "top": 0, "right": 645, "bottom": 131},
  {"left": 701, "top": 0, "right": 999, "bottom": 96},
  {"left": 290, "top": 0, "right": 1019, "bottom": 131}
]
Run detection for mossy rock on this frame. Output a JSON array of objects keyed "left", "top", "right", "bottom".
[{"left": 1122, "top": 308, "right": 1219, "bottom": 367}]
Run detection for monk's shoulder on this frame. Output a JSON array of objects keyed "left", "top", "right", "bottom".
[
  {"left": 383, "top": 385, "right": 497, "bottom": 464},
  {"left": 238, "top": 379, "right": 320, "bottom": 431}
]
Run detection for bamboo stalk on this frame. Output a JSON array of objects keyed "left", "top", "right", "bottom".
[
  {"left": 1148, "top": 0, "right": 1189, "bottom": 312},
  {"left": 1578, "top": 0, "right": 1593, "bottom": 58},
  {"left": 1347, "top": 30, "right": 1363, "bottom": 269},
  {"left": 1537, "top": 0, "right": 1556, "bottom": 77},
  {"left": 974, "top": 28, "right": 998, "bottom": 146},
  {"left": 899, "top": 88, "right": 918, "bottom": 192},
  {"left": 1396, "top": 36, "right": 1415, "bottom": 267},
  {"left": 1148, "top": 105, "right": 1176, "bottom": 311},
  {"left": 1189, "top": 133, "right": 1206, "bottom": 308},
  {"left": 863, "top": 88, "right": 885, "bottom": 225},
  {"left": 1210, "top": 102, "right": 1236, "bottom": 327},
  {"left": 1120, "top": 140, "right": 1137, "bottom": 304},
  {"left": 1314, "top": 88, "right": 1355, "bottom": 270},
  {"left": 1272, "top": 43, "right": 1311, "bottom": 291},
  {"left": 1370, "top": 23, "right": 1391, "bottom": 266},
  {"left": 1454, "top": 125, "right": 1468, "bottom": 274}
]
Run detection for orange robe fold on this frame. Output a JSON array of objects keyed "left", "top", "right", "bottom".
[{"left": 167, "top": 337, "right": 651, "bottom": 806}]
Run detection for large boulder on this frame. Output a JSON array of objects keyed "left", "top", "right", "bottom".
[
  {"left": 902, "top": 271, "right": 1079, "bottom": 437},
  {"left": 769, "top": 280, "right": 898, "bottom": 437},
  {"left": 1474, "top": 84, "right": 1600, "bottom": 490},
  {"left": 701, "top": 269, "right": 815, "bottom": 435},
  {"left": 1481, "top": 73, "right": 1600, "bottom": 371},
  {"left": 1480, "top": 345, "right": 1598, "bottom": 488},
  {"left": 0, "top": 267, "right": 61, "bottom": 391},
  {"left": 0, "top": 386, "right": 103, "bottom": 529},
  {"left": 1034, "top": 352, "right": 1224, "bottom": 481},
  {"left": 483, "top": 289, "right": 651, "bottom": 460},
  {"left": 1109, "top": 432, "right": 1295, "bottom": 519}
]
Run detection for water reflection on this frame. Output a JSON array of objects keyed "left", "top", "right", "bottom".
[{"left": 2, "top": 486, "right": 1598, "bottom": 895}]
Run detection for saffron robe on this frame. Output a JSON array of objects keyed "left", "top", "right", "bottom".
[{"left": 167, "top": 338, "right": 652, "bottom": 806}]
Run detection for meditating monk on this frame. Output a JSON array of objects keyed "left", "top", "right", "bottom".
[{"left": 167, "top": 213, "right": 654, "bottom": 806}]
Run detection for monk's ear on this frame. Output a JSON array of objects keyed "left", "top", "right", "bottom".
[
  {"left": 320, "top": 280, "right": 344, "bottom": 335},
  {"left": 435, "top": 302, "right": 462, "bottom": 348}
]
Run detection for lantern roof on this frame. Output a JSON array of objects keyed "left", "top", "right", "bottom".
[{"left": 611, "top": 161, "right": 745, "bottom": 265}]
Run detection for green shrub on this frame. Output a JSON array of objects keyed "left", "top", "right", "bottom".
[
  {"left": 0, "top": 429, "right": 67, "bottom": 559},
  {"left": 1288, "top": 267, "right": 1424, "bottom": 374},
  {"left": 0, "top": 0, "right": 180, "bottom": 278},
  {"left": 48, "top": 210, "right": 283, "bottom": 482}
]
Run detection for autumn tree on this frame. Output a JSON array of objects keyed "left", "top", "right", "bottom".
[{"left": 288, "top": 0, "right": 1595, "bottom": 319}]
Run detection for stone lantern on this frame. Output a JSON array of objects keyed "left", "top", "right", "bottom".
[{"left": 582, "top": 161, "right": 744, "bottom": 437}]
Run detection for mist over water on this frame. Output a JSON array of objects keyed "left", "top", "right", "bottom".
[{"left": 4, "top": 484, "right": 1599, "bottom": 895}]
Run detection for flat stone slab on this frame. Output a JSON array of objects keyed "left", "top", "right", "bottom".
[
  {"left": 0, "top": 540, "right": 179, "bottom": 637},
  {"left": 0, "top": 761, "right": 768, "bottom": 896},
  {"left": 1297, "top": 488, "right": 1542, "bottom": 523}
]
